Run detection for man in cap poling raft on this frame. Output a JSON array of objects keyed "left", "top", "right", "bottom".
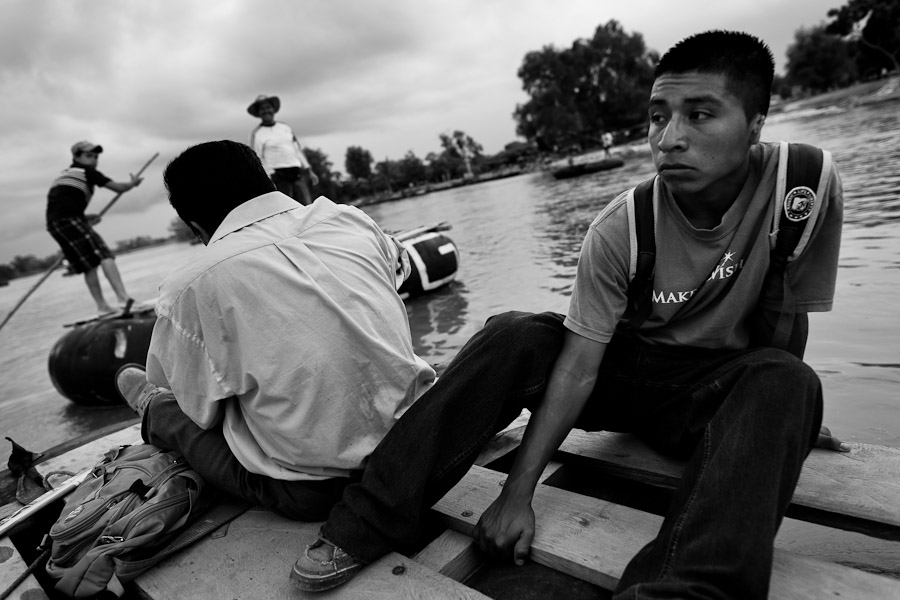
[{"left": 46, "top": 141, "right": 143, "bottom": 313}]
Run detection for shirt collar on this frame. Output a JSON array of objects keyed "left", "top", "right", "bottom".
[{"left": 209, "top": 192, "right": 299, "bottom": 244}]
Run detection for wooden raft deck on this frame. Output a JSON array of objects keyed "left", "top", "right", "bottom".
[{"left": 2, "top": 417, "right": 900, "bottom": 599}]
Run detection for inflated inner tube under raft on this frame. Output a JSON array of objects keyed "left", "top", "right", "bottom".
[{"left": 48, "top": 227, "right": 460, "bottom": 407}]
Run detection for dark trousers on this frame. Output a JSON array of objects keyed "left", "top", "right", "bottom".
[
  {"left": 142, "top": 394, "right": 358, "bottom": 521},
  {"left": 271, "top": 167, "right": 313, "bottom": 205},
  {"left": 320, "top": 311, "right": 822, "bottom": 600}
]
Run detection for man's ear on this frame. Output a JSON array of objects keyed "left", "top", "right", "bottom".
[
  {"left": 749, "top": 114, "right": 766, "bottom": 144},
  {"left": 187, "top": 220, "right": 212, "bottom": 245}
]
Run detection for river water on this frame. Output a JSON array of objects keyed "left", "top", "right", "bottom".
[{"left": 1, "top": 100, "right": 898, "bottom": 573}]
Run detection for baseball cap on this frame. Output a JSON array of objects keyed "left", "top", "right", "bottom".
[{"left": 71, "top": 141, "right": 104, "bottom": 155}]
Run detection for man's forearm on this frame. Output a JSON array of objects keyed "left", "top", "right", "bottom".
[{"left": 502, "top": 334, "right": 605, "bottom": 500}]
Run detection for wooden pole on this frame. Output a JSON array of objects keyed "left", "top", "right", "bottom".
[{"left": 0, "top": 152, "right": 159, "bottom": 333}]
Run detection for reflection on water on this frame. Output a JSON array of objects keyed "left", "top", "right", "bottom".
[{"left": 405, "top": 280, "right": 470, "bottom": 369}]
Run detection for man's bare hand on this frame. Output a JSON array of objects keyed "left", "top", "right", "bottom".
[
  {"left": 473, "top": 493, "right": 535, "bottom": 567},
  {"left": 815, "top": 425, "right": 850, "bottom": 452}
]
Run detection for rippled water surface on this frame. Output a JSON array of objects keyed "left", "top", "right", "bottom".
[{"left": 1, "top": 99, "right": 898, "bottom": 571}]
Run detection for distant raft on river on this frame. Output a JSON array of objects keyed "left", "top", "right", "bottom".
[{"left": 551, "top": 156, "right": 625, "bottom": 180}]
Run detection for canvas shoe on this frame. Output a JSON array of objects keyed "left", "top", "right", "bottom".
[
  {"left": 115, "top": 363, "right": 158, "bottom": 417},
  {"left": 290, "top": 537, "right": 365, "bottom": 592}
]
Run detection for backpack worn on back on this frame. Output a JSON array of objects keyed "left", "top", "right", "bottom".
[
  {"left": 622, "top": 142, "right": 834, "bottom": 347},
  {"left": 45, "top": 443, "right": 211, "bottom": 598}
]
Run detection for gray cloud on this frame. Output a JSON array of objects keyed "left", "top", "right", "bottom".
[{"left": 0, "top": 0, "right": 838, "bottom": 261}]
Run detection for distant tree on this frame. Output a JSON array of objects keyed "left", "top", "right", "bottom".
[
  {"left": 426, "top": 150, "right": 465, "bottom": 181},
  {"left": 397, "top": 151, "right": 427, "bottom": 187},
  {"left": 438, "top": 131, "right": 483, "bottom": 160},
  {"left": 11, "top": 254, "right": 46, "bottom": 274},
  {"left": 785, "top": 25, "right": 858, "bottom": 92},
  {"left": 771, "top": 73, "right": 792, "bottom": 100},
  {"left": 345, "top": 146, "right": 374, "bottom": 181},
  {"left": 438, "top": 131, "right": 481, "bottom": 178},
  {"left": 0, "top": 263, "right": 15, "bottom": 281},
  {"left": 304, "top": 147, "right": 344, "bottom": 202},
  {"left": 374, "top": 158, "right": 400, "bottom": 193},
  {"left": 514, "top": 20, "right": 658, "bottom": 152},
  {"left": 425, "top": 151, "right": 453, "bottom": 182},
  {"left": 826, "top": 0, "right": 900, "bottom": 75},
  {"left": 482, "top": 141, "right": 539, "bottom": 169},
  {"left": 168, "top": 217, "right": 197, "bottom": 242}
]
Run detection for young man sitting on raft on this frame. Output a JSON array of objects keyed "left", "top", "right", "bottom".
[{"left": 286, "top": 30, "right": 848, "bottom": 599}]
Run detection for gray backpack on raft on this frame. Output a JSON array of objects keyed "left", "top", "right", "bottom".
[{"left": 44, "top": 443, "right": 211, "bottom": 598}]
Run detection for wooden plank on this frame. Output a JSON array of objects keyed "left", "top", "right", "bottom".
[
  {"left": 412, "top": 529, "right": 483, "bottom": 582},
  {"left": 34, "top": 423, "right": 143, "bottom": 477},
  {"left": 409, "top": 460, "right": 563, "bottom": 584},
  {"left": 0, "top": 424, "right": 144, "bottom": 522},
  {"left": 0, "top": 536, "right": 43, "bottom": 599},
  {"left": 136, "top": 508, "right": 489, "bottom": 599},
  {"left": 556, "top": 430, "right": 900, "bottom": 540},
  {"left": 432, "top": 465, "right": 900, "bottom": 598}
]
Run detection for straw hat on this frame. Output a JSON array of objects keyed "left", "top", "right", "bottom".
[{"left": 247, "top": 94, "right": 281, "bottom": 117}]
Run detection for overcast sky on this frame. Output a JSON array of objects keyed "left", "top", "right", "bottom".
[{"left": 1, "top": 0, "right": 840, "bottom": 262}]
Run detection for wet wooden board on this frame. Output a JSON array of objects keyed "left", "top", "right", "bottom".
[
  {"left": 0, "top": 425, "right": 146, "bottom": 599},
  {"left": 135, "top": 509, "right": 490, "bottom": 600},
  {"left": 5, "top": 416, "right": 900, "bottom": 598},
  {"left": 0, "top": 424, "right": 143, "bottom": 523},
  {"left": 556, "top": 430, "right": 900, "bottom": 540},
  {"left": 433, "top": 465, "right": 900, "bottom": 597},
  {"left": 0, "top": 537, "right": 43, "bottom": 600}
]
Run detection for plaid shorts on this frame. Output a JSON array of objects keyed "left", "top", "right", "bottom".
[{"left": 47, "top": 217, "right": 113, "bottom": 274}]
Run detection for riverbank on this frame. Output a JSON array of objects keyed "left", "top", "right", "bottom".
[
  {"left": 350, "top": 165, "right": 532, "bottom": 208},
  {"left": 771, "top": 74, "right": 900, "bottom": 114}
]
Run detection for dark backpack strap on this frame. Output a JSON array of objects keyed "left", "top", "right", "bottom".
[
  {"left": 623, "top": 177, "right": 657, "bottom": 330},
  {"left": 766, "top": 142, "right": 824, "bottom": 349},
  {"left": 772, "top": 143, "right": 823, "bottom": 269}
]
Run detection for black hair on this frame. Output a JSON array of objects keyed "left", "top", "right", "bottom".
[
  {"left": 656, "top": 30, "right": 775, "bottom": 119},
  {"left": 163, "top": 140, "right": 275, "bottom": 236}
]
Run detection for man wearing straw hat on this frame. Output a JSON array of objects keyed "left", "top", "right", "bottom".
[
  {"left": 248, "top": 94, "right": 320, "bottom": 206},
  {"left": 46, "top": 141, "right": 143, "bottom": 313}
]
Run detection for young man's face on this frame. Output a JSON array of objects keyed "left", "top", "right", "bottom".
[
  {"left": 257, "top": 103, "right": 276, "bottom": 125},
  {"left": 74, "top": 151, "right": 100, "bottom": 167},
  {"left": 648, "top": 71, "right": 763, "bottom": 200}
]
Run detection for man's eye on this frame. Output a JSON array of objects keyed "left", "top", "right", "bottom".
[
  {"left": 691, "top": 111, "right": 712, "bottom": 121},
  {"left": 649, "top": 113, "right": 668, "bottom": 124}
]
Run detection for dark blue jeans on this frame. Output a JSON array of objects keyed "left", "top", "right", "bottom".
[{"left": 321, "top": 311, "right": 823, "bottom": 600}]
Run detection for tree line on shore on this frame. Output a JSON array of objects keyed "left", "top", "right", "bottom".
[
  {"left": 4, "top": 0, "right": 894, "bottom": 281},
  {"left": 778, "top": 0, "right": 898, "bottom": 97}
]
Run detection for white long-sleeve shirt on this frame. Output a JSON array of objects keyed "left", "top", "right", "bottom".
[{"left": 147, "top": 193, "right": 434, "bottom": 480}]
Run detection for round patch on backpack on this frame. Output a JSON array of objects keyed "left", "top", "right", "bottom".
[{"left": 784, "top": 186, "right": 815, "bottom": 222}]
